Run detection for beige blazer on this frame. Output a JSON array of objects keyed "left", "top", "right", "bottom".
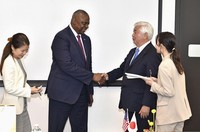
[
  {"left": 151, "top": 55, "right": 192, "bottom": 125},
  {"left": 1, "top": 55, "right": 31, "bottom": 115}
]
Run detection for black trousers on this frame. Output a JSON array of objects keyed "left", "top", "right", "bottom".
[{"left": 48, "top": 88, "right": 88, "bottom": 132}]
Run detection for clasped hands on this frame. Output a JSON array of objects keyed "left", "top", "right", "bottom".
[{"left": 93, "top": 73, "right": 109, "bottom": 85}]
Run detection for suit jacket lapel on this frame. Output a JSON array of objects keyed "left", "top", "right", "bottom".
[
  {"left": 68, "top": 27, "right": 86, "bottom": 62},
  {"left": 128, "top": 43, "right": 152, "bottom": 66}
]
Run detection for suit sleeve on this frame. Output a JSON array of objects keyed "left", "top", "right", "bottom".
[
  {"left": 107, "top": 63, "right": 125, "bottom": 82},
  {"left": 107, "top": 53, "right": 130, "bottom": 82}
]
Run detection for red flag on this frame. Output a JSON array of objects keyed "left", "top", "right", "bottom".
[{"left": 122, "top": 109, "right": 129, "bottom": 131}]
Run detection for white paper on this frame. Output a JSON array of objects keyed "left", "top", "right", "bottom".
[{"left": 125, "top": 73, "right": 150, "bottom": 80}]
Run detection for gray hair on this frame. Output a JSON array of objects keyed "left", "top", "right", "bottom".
[{"left": 134, "top": 21, "right": 154, "bottom": 40}]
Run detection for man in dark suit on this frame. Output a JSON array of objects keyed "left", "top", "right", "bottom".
[
  {"left": 101, "top": 21, "right": 161, "bottom": 131},
  {"left": 45, "top": 9, "right": 102, "bottom": 132}
]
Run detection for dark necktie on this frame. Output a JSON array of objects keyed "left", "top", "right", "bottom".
[{"left": 77, "top": 35, "right": 86, "bottom": 60}]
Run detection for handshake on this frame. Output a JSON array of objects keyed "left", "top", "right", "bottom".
[{"left": 93, "top": 73, "right": 109, "bottom": 85}]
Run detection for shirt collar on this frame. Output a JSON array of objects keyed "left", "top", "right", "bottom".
[
  {"left": 137, "top": 41, "right": 151, "bottom": 54},
  {"left": 69, "top": 24, "right": 80, "bottom": 37}
]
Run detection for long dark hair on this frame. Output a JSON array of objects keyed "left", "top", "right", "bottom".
[
  {"left": 156, "top": 32, "right": 184, "bottom": 75},
  {"left": 0, "top": 33, "right": 30, "bottom": 75}
]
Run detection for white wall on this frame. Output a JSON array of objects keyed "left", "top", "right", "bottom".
[
  {"left": 0, "top": 0, "right": 159, "bottom": 80},
  {"left": 162, "top": 0, "right": 176, "bottom": 33}
]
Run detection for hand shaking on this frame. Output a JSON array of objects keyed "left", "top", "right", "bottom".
[{"left": 93, "top": 73, "right": 109, "bottom": 85}]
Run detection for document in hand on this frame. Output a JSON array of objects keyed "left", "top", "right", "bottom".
[{"left": 125, "top": 73, "right": 150, "bottom": 80}]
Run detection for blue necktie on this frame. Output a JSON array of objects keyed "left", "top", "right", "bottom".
[
  {"left": 130, "top": 48, "right": 139, "bottom": 65},
  {"left": 133, "top": 48, "right": 139, "bottom": 60}
]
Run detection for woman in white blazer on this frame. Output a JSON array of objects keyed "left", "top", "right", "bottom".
[
  {"left": 0, "top": 33, "right": 42, "bottom": 132},
  {"left": 144, "top": 32, "right": 192, "bottom": 132}
]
